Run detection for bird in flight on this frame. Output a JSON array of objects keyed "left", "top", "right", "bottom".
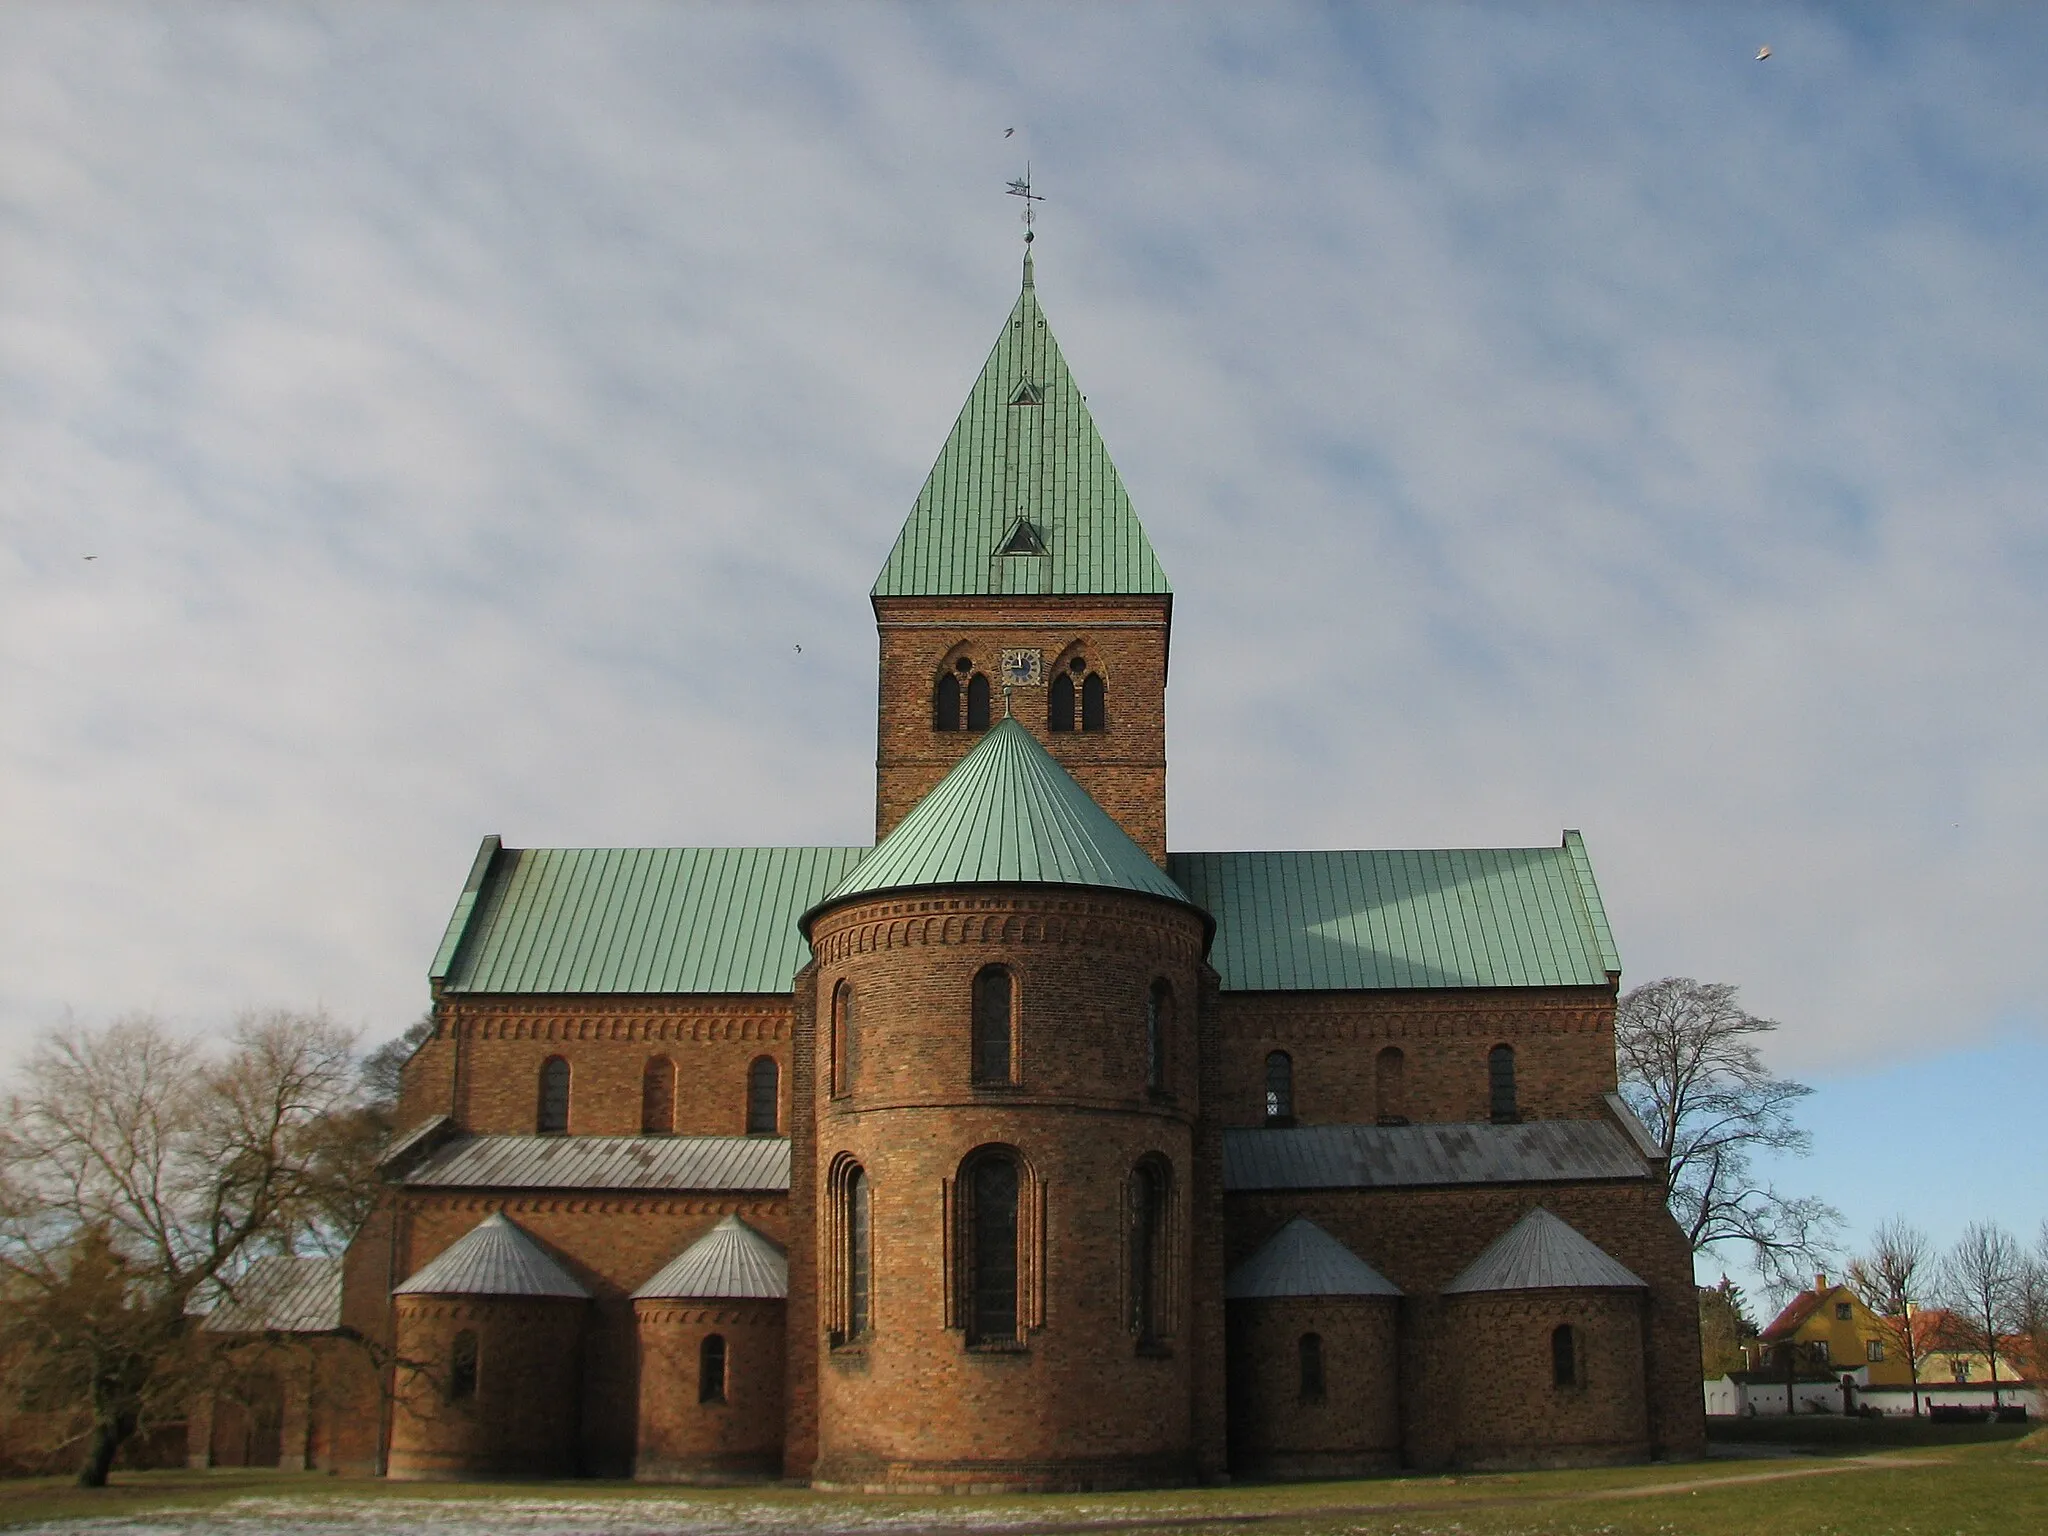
[
  {"left": 83, "top": 554, "right": 97, "bottom": 561},
  {"left": 1004, "top": 127, "right": 1015, "bottom": 137},
  {"left": 1756, "top": 45, "right": 1771, "bottom": 61}
]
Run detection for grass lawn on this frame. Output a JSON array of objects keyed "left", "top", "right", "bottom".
[{"left": 1, "top": 1432, "right": 2041, "bottom": 1535}]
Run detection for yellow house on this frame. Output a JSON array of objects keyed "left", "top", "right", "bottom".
[
  {"left": 1905, "top": 1310, "right": 2031, "bottom": 1389},
  {"left": 1749, "top": 1274, "right": 1916, "bottom": 1387}
]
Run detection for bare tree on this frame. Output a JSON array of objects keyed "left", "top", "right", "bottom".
[
  {"left": 1615, "top": 977, "right": 1839, "bottom": 1296},
  {"left": 1937, "top": 1220, "right": 2026, "bottom": 1410},
  {"left": 2022, "top": 1223, "right": 2048, "bottom": 1388},
  {"left": 358, "top": 1011, "right": 434, "bottom": 1110},
  {"left": 0, "top": 1011, "right": 356, "bottom": 1485},
  {"left": 1845, "top": 1216, "right": 1933, "bottom": 1417}
]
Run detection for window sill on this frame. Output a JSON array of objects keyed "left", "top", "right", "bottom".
[
  {"left": 1263, "top": 1115, "right": 1296, "bottom": 1129},
  {"left": 1135, "top": 1339, "right": 1174, "bottom": 1360},
  {"left": 972, "top": 1081, "right": 1025, "bottom": 1094}
]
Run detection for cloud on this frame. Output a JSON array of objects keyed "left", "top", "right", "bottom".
[{"left": 1, "top": 3, "right": 2044, "bottom": 1080}]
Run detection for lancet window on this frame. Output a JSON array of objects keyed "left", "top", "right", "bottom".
[
  {"left": 1489, "top": 1044, "right": 1518, "bottom": 1124},
  {"left": 537, "top": 1056, "right": 570, "bottom": 1135},
  {"left": 746, "top": 1055, "right": 779, "bottom": 1134}
]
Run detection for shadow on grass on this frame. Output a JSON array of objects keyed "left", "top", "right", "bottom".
[{"left": 1707, "top": 1415, "right": 2034, "bottom": 1455}]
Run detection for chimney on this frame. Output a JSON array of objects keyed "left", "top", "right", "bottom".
[{"left": 1815, "top": 1273, "right": 1829, "bottom": 1293}]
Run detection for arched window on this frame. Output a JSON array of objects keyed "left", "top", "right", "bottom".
[
  {"left": 967, "top": 1152, "right": 1020, "bottom": 1346},
  {"left": 1551, "top": 1323, "right": 1577, "bottom": 1387},
  {"left": 972, "top": 967, "right": 1014, "bottom": 1086},
  {"left": 1048, "top": 671, "right": 1075, "bottom": 732},
  {"left": 966, "top": 672, "right": 992, "bottom": 731},
  {"left": 1128, "top": 1157, "right": 1173, "bottom": 1347},
  {"left": 641, "top": 1056, "right": 675, "bottom": 1136},
  {"left": 834, "top": 1161, "right": 870, "bottom": 1345},
  {"left": 934, "top": 672, "right": 961, "bottom": 731},
  {"left": 698, "top": 1333, "right": 727, "bottom": 1403},
  {"left": 746, "top": 1056, "right": 779, "bottom": 1134},
  {"left": 1298, "top": 1332, "right": 1325, "bottom": 1402},
  {"left": 537, "top": 1057, "right": 570, "bottom": 1135},
  {"left": 1081, "top": 672, "right": 1106, "bottom": 731},
  {"left": 1264, "top": 1051, "right": 1294, "bottom": 1125},
  {"left": 1489, "top": 1044, "right": 1518, "bottom": 1124},
  {"left": 449, "top": 1329, "right": 478, "bottom": 1401},
  {"left": 1146, "top": 980, "right": 1172, "bottom": 1094},
  {"left": 830, "top": 982, "right": 854, "bottom": 1099},
  {"left": 1375, "top": 1046, "right": 1407, "bottom": 1126}
]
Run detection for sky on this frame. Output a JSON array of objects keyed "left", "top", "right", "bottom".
[{"left": 3, "top": 3, "right": 2044, "bottom": 1292}]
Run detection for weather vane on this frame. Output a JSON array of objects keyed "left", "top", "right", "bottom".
[{"left": 1005, "top": 165, "right": 1043, "bottom": 243}]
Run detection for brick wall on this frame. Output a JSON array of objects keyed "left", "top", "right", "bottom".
[
  {"left": 1225, "top": 1297, "right": 1400, "bottom": 1476},
  {"left": 804, "top": 887, "right": 1209, "bottom": 1490},
  {"left": 387, "top": 1295, "right": 585, "bottom": 1478},
  {"left": 873, "top": 595, "right": 1170, "bottom": 863},
  {"left": 392, "top": 1193, "right": 789, "bottom": 1477},
  {"left": 1224, "top": 1182, "right": 1705, "bottom": 1468},
  {"left": 1213, "top": 988, "right": 1620, "bottom": 1128},
  {"left": 1448, "top": 1290, "right": 1648, "bottom": 1467},
  {"left": 405, "top": 996, "right": 793, "bottom": 1139}
]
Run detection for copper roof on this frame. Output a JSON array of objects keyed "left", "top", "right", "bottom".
[
  {"left": 1223, "top": 1120, "right": 1648, "bottom": 1191},
  {"left": 811, "top": 719, "right": 1195, "bottom": 921},
  {"left": 1444, "top": 1207, "right": 1645, "bottom": 1293},
  {"left": 872, "top": 255, "right": 1170, "bottom": 600},
  {"left": 394, "top": 1213, "right": 589, "bottom": 1299},
  {"left": 633, "top": 1214, "right": 788, "bottom": 1300},
  {"left": 1224, "top": 1218, "right": 1402, "bottom": 1300},
  {"left": 201, "top": 1255, "right": 344, "bottom": 1334},
  {"left": 398, "top": 1133, "right": 791, "bottom": 1193}
]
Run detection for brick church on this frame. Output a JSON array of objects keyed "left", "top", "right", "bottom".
[{"left": 305, "top": 252, "right": 1705, "bottom": 1486}]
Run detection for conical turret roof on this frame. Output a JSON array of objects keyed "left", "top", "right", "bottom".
[
  {"left": 633, "top": 1214, "right": 788, "bottom": 1300},
  {"left": 1225, "top": 1217, "right": 1403, "bottom": 1300},
  {"left": 393, "top": 1212, "right": 589, "bottom": 1299},
  {"left": 808, "top": 719, "right": 1195, "bottom": 922},
  {"left": 1445, "top": 1207, "right": 1646, "bottom": 1294},
  {"left": 872, "top": 256, "right": 1170, "bottom": 599}
]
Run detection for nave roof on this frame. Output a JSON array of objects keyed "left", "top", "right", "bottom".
[{"left": 432, "top": 834, "right": 1619, "bottom": 997}]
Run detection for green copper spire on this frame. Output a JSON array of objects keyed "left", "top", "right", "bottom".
[
  {"left": 872, "top": 263, "right": 1171, "bottom": 599},
  {"left": 807, "top": 719, "right": 1194, "bottom": 924}
]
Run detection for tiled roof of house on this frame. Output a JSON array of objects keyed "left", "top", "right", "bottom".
[
  {"left": 809, "top": 719, "right": 1194, "bottom": 921},
  {"left": 393, "top": 1212, "right": 589, "bottom": 1299},
  {"left": 1444, "top": 1207, "right": 1646, "bottom": 1293},
  {"left": 397, "top": 1134, "right": 791, "bottom": 1194},
  {"left": 201, "top": 1255, "right": 344, "bottom": 1334},
  {"left": 871, "top": 256, "right": 1170, "bottom": 600},
  {"left": 1224, "top": 1218, "right": 1402, "bottom": 1300},
  {"left": 1224, "top": 1120, "right": 1648, "bottom": 1192},
  {"left": 633, "top": 1215, "right": 788, "bottom": 1300}
]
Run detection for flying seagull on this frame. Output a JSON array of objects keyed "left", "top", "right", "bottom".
[
  {"left": 1004, "top": 127, "right": 1015, "bottom": 137},
  {"left": 1756, "top": 45, "right": 1771, "bottom": 61},
  {"left": 83, "top": 554, "right": 97, "bottom": 561}
]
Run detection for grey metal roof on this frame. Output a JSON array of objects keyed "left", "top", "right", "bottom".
[
  {"left": 202, "top": 1255, "right": 345, "bottom": 1334},
  {"left": 634, "top": 1214, "right": 788, "bottom": 1300},
  {"left": 1445, "top": 1207, "right": 1646, "bottom": 1293},
  {"left": 1222, "top": 1120, "right": 1649, "bottom": 1192},
  {"left": 393, "top": 1212, "right": 590, "bottom": 1299},
  {"left": 398, "top": 1134, "right": 791, "bottom": 1194},
  {"left": 377, "top": 1113, "right": 456, "bottom": 1174},
  {"left": 1602, "top": 1093, "right": 1665, "bottom": 1161},
  {"left": 1224, "top": 1218, "right": 1402, "bottom": 1300},
  {"left": 1169, "top": 835, "right": 1620, "bottom": 991}
]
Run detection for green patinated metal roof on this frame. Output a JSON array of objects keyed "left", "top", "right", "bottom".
[
  {"left": 872, "top": 255, "right": 1170, "bottom": 599},
  {"left": 1168, "top": 835, "right": 1621, "bottom": 992},
  {"left": 809, "top": 718, "right": 1193, "bottom": 921},
  {"left": 437, "top": 843, "right": 865, "bottom": 995},
  {"left": 431, "top": 831, "right": 1618, "bottom": 997}
]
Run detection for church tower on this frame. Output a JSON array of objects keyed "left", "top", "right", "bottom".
[{"left": 871, "top": 253, "right": 1173, "bottom": 864}]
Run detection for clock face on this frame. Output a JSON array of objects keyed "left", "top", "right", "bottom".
[{"left": 1000, "top": 648, "right": 1043, "bottom": 687}]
